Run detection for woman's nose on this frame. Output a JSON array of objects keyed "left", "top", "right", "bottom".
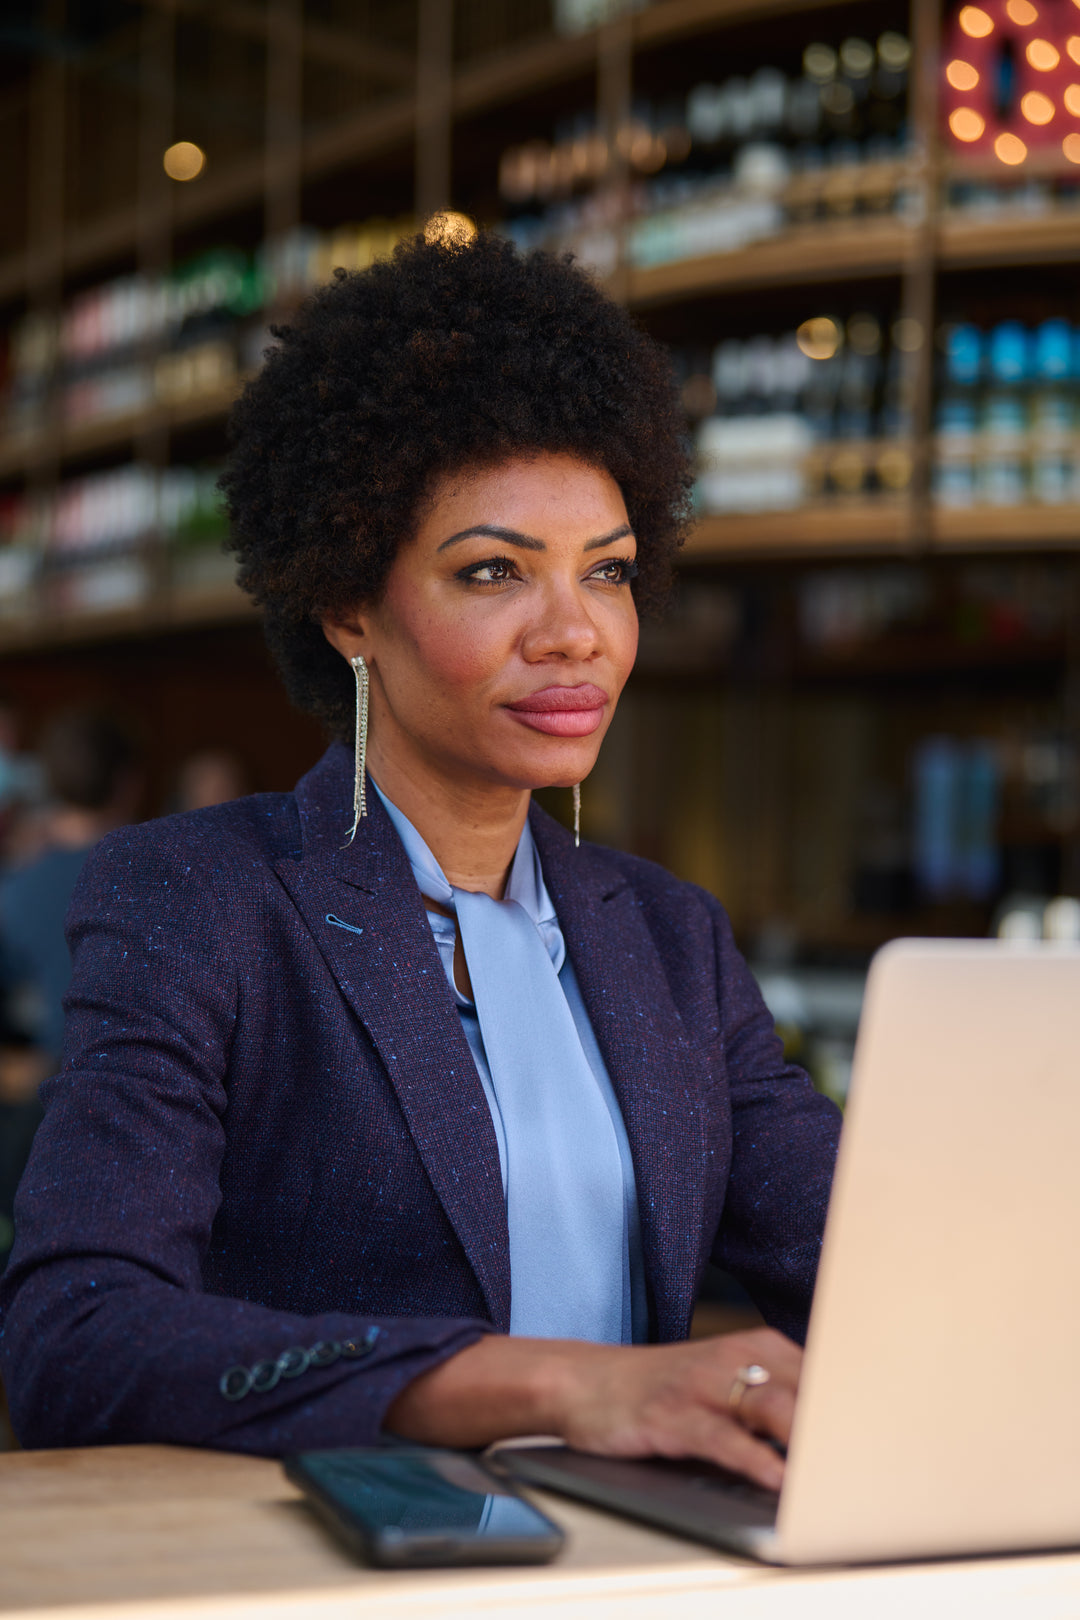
[{"left": 520, "top": 578, "right": 600, "bottom": 663}]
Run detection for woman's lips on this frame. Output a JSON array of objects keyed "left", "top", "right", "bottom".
[{"left": 504, "top": 684, "right": 608, "bottom": 738}]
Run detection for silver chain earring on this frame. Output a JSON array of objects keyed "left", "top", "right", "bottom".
[
  {"left": 573, "top": 783, "right": 581, "bottom": 849},
  {"left": 344, "top": 654, "right": 369, "bottom": 844}
]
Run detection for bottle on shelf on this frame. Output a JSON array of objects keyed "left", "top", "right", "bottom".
[
  {"left": 0, "top": 461, "right": 228, "bottom": 619},
  {"left": 1029, "top": 318, "right": 1075, "bottom": 506},
  {"left": 495, "top": 29, "right": 912, "bottom": 274},
  {"left": 934, "top": 323, "right": 983, "bottom": 508},
  {"left": 695, "top": 332, "right": 814, "bottom": 514},
  {"left": 0, "top": 223, "right": 416, "bottom": 452},
  {"left": 690, "top": 305, "right": 915, "bottom": 514},
  {"left": 912, "top": 734, "right": 1002, "bottom": 903},
  {"left": 977, "top": 320, "right": 1029, "bottom": 507}
]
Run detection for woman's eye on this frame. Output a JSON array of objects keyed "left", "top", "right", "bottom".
[
  {"left": 459, "top": 557, "right": 518, "bottom": 585},
  {"left": 590, "top": 558, "right": 639, "bottom": 585}
]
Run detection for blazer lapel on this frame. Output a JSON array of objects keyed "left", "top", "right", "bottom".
[
  {"left": 273, "top": 750, "right": 511, "bottom": 1329},
  {"left": 531, "top": 805, "right": 711, "bottom": 1341}
]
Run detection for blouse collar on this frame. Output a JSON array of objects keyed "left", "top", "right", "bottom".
[{"left": 370, "top": 779, "right": 566, "bottom": 979}]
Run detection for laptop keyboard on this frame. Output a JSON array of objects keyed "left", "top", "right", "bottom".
[{"left": 498, "top": 1447, "right": 780, "bottom": 1541}]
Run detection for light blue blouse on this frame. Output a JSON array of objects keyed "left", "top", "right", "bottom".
[{"left": 376, "top": 785, "right": 649, "bottom": 1344}]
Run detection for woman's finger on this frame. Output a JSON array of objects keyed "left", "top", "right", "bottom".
[
  {"left": 671, "top": 1411, "right": 786, "bottom": 1492},
  {"left": 730, "top": 1378, "right": 796, "bottom": 1445}
]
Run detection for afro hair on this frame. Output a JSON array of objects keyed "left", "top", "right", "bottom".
[{"left": 221, "top": 229, "right": 692, "bottom": 739}]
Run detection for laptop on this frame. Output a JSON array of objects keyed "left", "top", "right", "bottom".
[{"left": 498, "top": 939, "right": 1080, "bottom": 1565}]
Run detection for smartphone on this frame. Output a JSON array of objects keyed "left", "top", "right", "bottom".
[{"left": 284, "top": 1446, "right": 565, "bottom": 1567}]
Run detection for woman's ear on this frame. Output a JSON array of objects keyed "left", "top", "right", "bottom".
[{"left": 321, "top": 616, "right": 370, "bottom": 665}]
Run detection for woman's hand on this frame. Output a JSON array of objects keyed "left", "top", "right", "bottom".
[{"left": 385, "top": 1328, "right": 800, "bottom": 1491}]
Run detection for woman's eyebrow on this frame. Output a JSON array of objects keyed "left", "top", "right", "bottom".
[{"left": 437, "top": 522, "right": 634, "bottom": 553}]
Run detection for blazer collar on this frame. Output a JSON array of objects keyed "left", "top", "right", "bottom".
[{"left": 276, "top": 745, "right": 511, "bottom": 1328}]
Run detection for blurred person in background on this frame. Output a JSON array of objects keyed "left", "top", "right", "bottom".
[
  {"left": 0, "top": 693, "right": 44, "bottom": 872},
  {"left": 173, "top": 748, "right": 249, "bottom": 813},
  {"left": 0, "top": 710, "right": 140, "bottom": 1259}
]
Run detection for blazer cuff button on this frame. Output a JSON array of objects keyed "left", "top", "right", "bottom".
[
  {"left": 309, "top": 1339, "right": 342, "bottom": 1367},
  {"left": 276, "top": 1346, "right": 312, "bottom": 1380},
  {"left": 341, "top": 1327, "right": 381, "bottom": 1359},
  {"left": 249, "top": 1359, "right": 283, "bottom": 1393},
  {"left": 219, "top": 1365, "right": 253, "bottom": 1402}
]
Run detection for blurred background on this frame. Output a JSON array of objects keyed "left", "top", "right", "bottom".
[{"left": 1, "top": 0, "right": 1079, "bottom": 1277}]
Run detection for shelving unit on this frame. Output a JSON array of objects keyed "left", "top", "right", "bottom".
[{"left": 1, "top": 0, "right": 1078, "bottom": 978}]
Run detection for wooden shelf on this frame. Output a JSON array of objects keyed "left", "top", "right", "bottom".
[
  {"left": 685, "top": 502, "right": 913, "bottom": 559},
  {"left": 931, "top": 505, "right": 1080, "bottom": 550},
  {"left": 0, "top": 581, "right": 255, "bottom": 656},
  {"left": 939, "top": 209, "right": 1080, "bottom": 272},
  {"left": 0, "top": 387, "right": 240, "bottom": 482},
  {"left": 623, "top": 209, "right": 1080, "bottom": 311},
  {"left": 626, "top": 218, "right": 915, "bottom": 308},
  {"left": 686, "top": 504, "right": 1080, "bottom": 560}
]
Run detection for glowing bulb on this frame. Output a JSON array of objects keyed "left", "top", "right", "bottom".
[
  {"left": 946, "top": 59, "right": 980, "bottom": 90},
  {"left": 994, "top": 131, "right": 1029, "bottom": 163},
  {"left": 1068, "top": 36, "right": 1080, "bottom": 63},
  {"left": 1063, "top": 132, "right": 1080, "bottom": 162},
  {"left": 1022, "top": 90, "right": 1055, "bottom": 122},
  {"left": 1006, "top": 0, "right": 1038, "bottom": 22},
  {"left": 1027, "top": 37, "right": 1060, "bottom": 68},
  {"left": 162, "top": 141, "right": 205, "bottom": 181},
  {"left": 959, "top": 6, "right": 994, "bottom": 37},
  {"left": 1065, "top": 83, "right": 1080, "bottom": 113},
  {"left": 796, "top": 317, "right": 842, "bottom": 361},
  {"left": 950, "top": 107, "right": 986, "bottom": 140},
  {"left": 423, "top": 211, "right": 477, "bottom": 248}
]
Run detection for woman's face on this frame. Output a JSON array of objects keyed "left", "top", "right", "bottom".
[{"left": 327, "top": 452, "right": 639, "bottom": 797}]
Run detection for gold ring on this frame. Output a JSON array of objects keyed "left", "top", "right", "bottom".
[{"left": 729, "top": 1362, "right": 771, "bottom": 1415}]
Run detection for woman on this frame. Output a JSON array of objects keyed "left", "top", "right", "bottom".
[{"left": 0, "top": 233, "right": 839, "bottom": 1491}]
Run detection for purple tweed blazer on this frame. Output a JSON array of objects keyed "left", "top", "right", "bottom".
[{"left": 0, "top": 743, "right": 840, "bottom": 1455}]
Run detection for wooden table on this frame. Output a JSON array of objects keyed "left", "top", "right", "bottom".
[{"left": 2, "top": 1446, "right": 1080, "bottom": 1620}]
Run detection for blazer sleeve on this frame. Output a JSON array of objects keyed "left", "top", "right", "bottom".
[
  {"left": 707, "top": 897, "right": 842, "bottom": 1343},
  {"left": 0, "top": 822, "right": 488, "bottom": 1455}
]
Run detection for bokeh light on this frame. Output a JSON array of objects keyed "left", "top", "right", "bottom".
[
  {"left": 1064, "top": 83, "right": 1080, "bottom": 113},
  {"left": 994, "top": 131, "right": 1029, "bottom": 163},
  {"left": 1006, "top": 0, "right": 1038, "bottom": 22},
  {"left": 1027, "top": 38, "right": 1061, "bottom": 68},
  {"left": 796, "top": 317, "right": 842, "bottom": 360},
  {"left": 423, "top": 211, "right": 477, "bottom": 248},
  {"left": 892, "top": 317, "right": 925, "bottom": 352},
  {"left": 959, "top": 6, "right": 994, "bottom": 37},
  {"left": 1021, "top": 90, "right": 1055, "bottom": 122},
  {"left": 1068, "top": 36, "right": 1080, "bottom": 63},
  {"left": 946, "top": 59, "right": 980, "bottom": 90},
  {"left": 1064, "top": 132, "right": 1080, "bottom": 162},
  {"left": 950, "top": 107, "right": 986, "bottom": 140},
  {"left": 162, "top": 141, "right": 205, "bottom": 182}
]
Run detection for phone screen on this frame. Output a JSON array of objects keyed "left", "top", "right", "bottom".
[{"left": 285, "top": 1447, "right": 565, "bottom": 1566}]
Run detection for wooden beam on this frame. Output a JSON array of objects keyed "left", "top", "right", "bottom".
[
  {"left": 264, "top": 0, "right": 303, "bottom": 240},
  {"left": 899, "top": 0, "right": 943, "bottom": 549},
  {"left": 416, "top": 0, "right": 453, "bottom": 219}
]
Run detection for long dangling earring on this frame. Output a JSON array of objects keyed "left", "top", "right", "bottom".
[
  {"left": 344, "top": 654, "right": 369, "bottom": 844},
  {"left": 573, "top": 783, "right": 581, "bottom": 849}
]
